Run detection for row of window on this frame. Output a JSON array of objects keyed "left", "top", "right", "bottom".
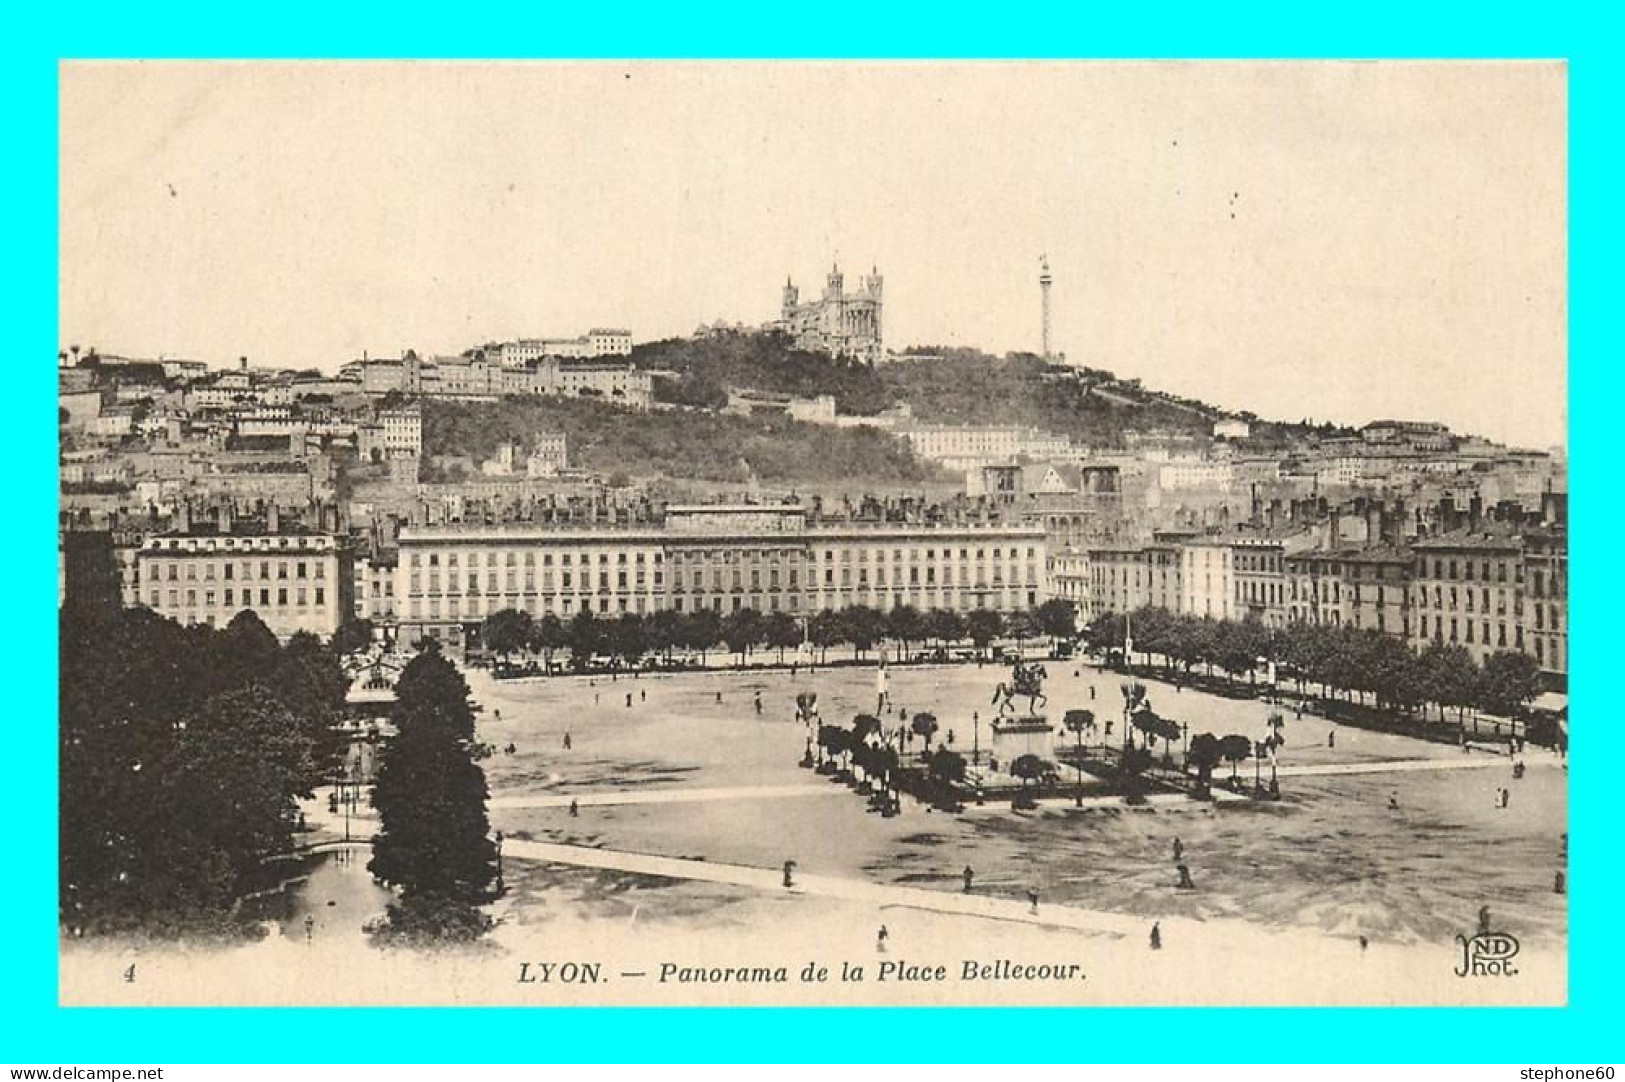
[
  {"left": 1416, "top": 557, "right": 1522, "bottom": 584},
  {"left": 1415, "top": 614, "right": 1521, "bottom": 650},
  {"left": 151, "top": 586, "right": 327, "bottom": 609},
  {"left": 403, "top": 544, "right": 1042, "bottom": 571},
  {"left": 410, "top": 569, "right": 664, "bottom": 594},
  {"left": 405, "top": 587, "right": 1038, "bottom": 623},
  {"left": 151, "top": 559, "right": 327, "bottom": 582},
  {"left": 410, "top": 550, "right": 662, "bottom": 568}
]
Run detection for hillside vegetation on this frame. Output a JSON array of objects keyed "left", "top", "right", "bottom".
[
  {"left": 633, "top": 333, "right": 890, "bottom": 415},
  {"left": 421, "top": 396, "right": 949, "bottom": 487},
  {"left": 633, "top": 333, "right": 1327, "bottom": 448}
]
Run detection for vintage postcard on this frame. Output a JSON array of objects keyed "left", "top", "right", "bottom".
[{"left": 56, "top": 60, "right": 1567, "bottom": 1007}]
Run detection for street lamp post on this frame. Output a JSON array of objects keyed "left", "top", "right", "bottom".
[
  {"left": 1073, "top": 724, "right": 1084, "bottom": 808},
  {"left": 972, "top": 711, "right": 980, "bottom": 765}
]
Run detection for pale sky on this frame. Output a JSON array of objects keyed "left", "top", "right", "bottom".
[{"left": 59, "top": 61, "right": 1567, "bottom": 448}]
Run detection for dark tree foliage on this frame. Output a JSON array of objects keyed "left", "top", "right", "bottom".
[
  {"left": 1034, "top": 598, "right": 1079, "bottom": 640},
  {"left": 966, "top": 610, "right": 1005, "bottom": 656},
  {"left": 419, "top": 393, "right": 944, "bottom": 487},
  {"left": 330, "top": 618, "right": 376, "bottom": 657},
  {"left": 59, "top": 605, "right": 345, "bottom": 937},
  {"left": 368, "top": 651, "right": 496, "bottom": 945},
  {"left": 1094, "top": 603, "right": 1547, "bottom": 722}
]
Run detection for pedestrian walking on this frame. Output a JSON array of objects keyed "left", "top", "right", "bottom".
[
  {"left": 1359, "top": 936, "right": 1369, "bottom": 953},
  {"left": 1149, "top": 922, "right": 1162, "bottom": 950},
  {"left": 1172, "top": 837, "right": 1183, "bottom": 862},
  {"left": 626, "top": 692, "right": 633, "bottom": 708},
  {"left": 876, "top": 925, "right": 888, "bottom": 952},
  {"left": 641, "top": 689, "right": 646, "bottom": 702},
  {"left": 594, "top": 692, "right": 599, "bottom": 705},
  {"left": 963, "top": 865, "right": 975, "bottom": 893},
  {"left": 755, "top": 692, "right": 763, "bottom": 715},
  {"left": 1327, "top": 729, "right": 1336, "bottom": 749},
  {"left": 716, "top": 691, "right": 723, "bottom": 705},
  {"left": 569, "top": 799, "right": 579, "bottom": 817},
  {"left": 1176, "top": 863, "right": 1195, "bottom": 890},
  {"left": 1388, "top": 791, "right": 1400, "bottom": 811},
  {"left": 1028, "top": 889, "right": 1040, "bottom": 914},
  {"left": 1554, "top": 870, "right": 1566, "bottom": 894},
  {"left": 1478, "top": 905, "right": 1492, "bottom": 935},
  {"left": 563, "top": 732, "right": 572, "bottom": 750},
  {"left": 783, "top": 861, "right": 796, "bottom": 889}
]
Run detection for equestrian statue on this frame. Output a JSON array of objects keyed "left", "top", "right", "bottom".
[{"left": 992, "top": 659, "right": 1049, "bottom": 716}]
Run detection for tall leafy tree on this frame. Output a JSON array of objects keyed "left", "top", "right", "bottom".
[
  {"left": 885, "top": 604, "right": 925, "bottom": 658},
  {"left": 646, "top": 609, "right": 686, "bottom": 664},
  {"left": 1034, "top": 598, "right": 1078, "bottom": 641},
  {"left": 808, "top": 609, "right": 845, "bottom": 664},
  {"left": 369, "top": 651, "right": 497, "bottom": 944},
  {"left": 274, "top": 630, "right": 350, "bottom": 782},
  {"left": 844, "top": 605, "right": 887, "bottom": 660},
  {"left": 330, "top": 618, "right": 376, "bottom": 656},
  {"left": 482, "top": 608, "right": 532, "bottom": 661},
  {"left": 721, "top": 607, "right": 764, "bottom": 665},
  {"left": 59, "top": 606, "right": 324, "bottom": 936},
  {"left": 762, "top": 611, "right": 801, "bottom": 664},
  {"left": 1187, "top": 732, "right": 1223, "bottom": 794},
  {"left": 1478, "top": 651, "right": 1541, "bottom": 717},
  {"left": 682, "top": 608, "right": 723, "bottom": 666},
  {"left": 529, "top": 612, "right": 569, "bottom": 670},
  {"left": 965, "top": 609, "right": 1005, "bottom": 659},
  {"left": 923, "top": 608, "right": 966, "bottom": 651},
  {"left": 568, "top": 609, "right": 601, "bottom": 670}
]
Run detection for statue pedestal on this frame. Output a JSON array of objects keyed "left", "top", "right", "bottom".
[{"left": 990, "top": 715, "right": 1053, "bottom": 762}]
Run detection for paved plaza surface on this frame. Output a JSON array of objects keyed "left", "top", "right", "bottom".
[
  {"left": 471, "top": 659, "right": 1567, "bottom": 954},
  {"left": 60, "top": 657, "right": 1566, "bottom": 1006}
]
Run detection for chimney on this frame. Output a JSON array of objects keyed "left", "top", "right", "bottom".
[
  {"left": 239, "top": 356, "right": 248, "bottom": 371},
  {"left": 1468, "top": 495, "right": 1483, "bottom": 532},
  {"left": 267, "top": 502, "right": 280, "bottom": 534},
  {"left": 218, "top": 502, "right": 232, "bottom": 534}
]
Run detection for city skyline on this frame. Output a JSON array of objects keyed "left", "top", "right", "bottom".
[{"left": 60, "top": 61, "right": 1566, "bottom": 448}]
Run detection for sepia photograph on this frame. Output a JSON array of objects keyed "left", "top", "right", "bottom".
[{"left": 55, "top": 59, "right": 1567, "bottom": 1008}]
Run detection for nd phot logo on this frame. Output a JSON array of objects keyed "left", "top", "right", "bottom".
[{"left": 1454, "top": 932, "right": 1520, "bottom": 978}]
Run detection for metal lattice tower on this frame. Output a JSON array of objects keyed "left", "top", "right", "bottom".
[{"left": 1039, "top": 255, "right": 1053, "bottom": 358}]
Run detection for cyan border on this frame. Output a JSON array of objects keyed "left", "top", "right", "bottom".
[{"left": 5, "top": 3, "right": 1615, "bottom": 1063}]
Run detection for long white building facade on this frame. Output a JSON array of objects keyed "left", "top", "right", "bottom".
[{"left": 394, "top": 505, "right": 1046, "bottom": 650}]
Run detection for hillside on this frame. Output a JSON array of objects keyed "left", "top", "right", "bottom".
[
  {"left": 633, "top": 333, "right": 1335, "bottom": 449},
  {"left": 633, "top": 333, "right": 891, "bottom": 415},
  {"left": 420, "top": 396, "right": 950, "bottom": 487}
]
